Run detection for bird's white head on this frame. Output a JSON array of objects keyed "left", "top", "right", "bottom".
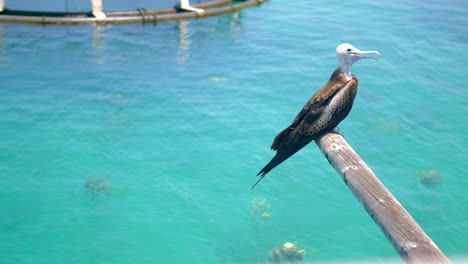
[{"left": 336, "top": 43, "right": 379, "bottom": 80}]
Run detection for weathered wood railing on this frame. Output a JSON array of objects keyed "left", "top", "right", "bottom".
[
  {"left": 0, "top": 0, "right": 266, "bottom": 25},
  {"left": 315, "top": 132, "right": 451, "bottom": 264}
]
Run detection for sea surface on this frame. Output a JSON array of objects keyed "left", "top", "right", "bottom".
[{"left": 0, "top": 0, "right": 467, "bottom": 263}]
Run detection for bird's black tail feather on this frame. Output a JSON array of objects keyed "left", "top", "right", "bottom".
[
  {"left": 251, "top": 140, "right": 312, "bottom": 190},
  {"left": 251, "top": 150, "right": 294, "bottom": 190}
]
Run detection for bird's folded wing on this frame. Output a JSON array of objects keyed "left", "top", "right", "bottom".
[{"left": 270, "top": 81, "right": 344, "bottom": 150}]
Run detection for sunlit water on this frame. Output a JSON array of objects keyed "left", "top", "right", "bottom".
[{"left": 0, "top": 0, "right": 467, "bottom": 263}]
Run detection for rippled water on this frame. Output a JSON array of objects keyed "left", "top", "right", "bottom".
[{"left": 0, "top": 0, "right": 467, "bottom": 263}]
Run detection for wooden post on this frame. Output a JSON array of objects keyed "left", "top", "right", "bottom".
[
  {"left": 315, "top": 132, "right": 451, "bottom": 264},
  {"left": 91, "top": 0, "right": 106, "bottom": 21},
  {"left": 175, "top": 0, "right": 205, "bottom": 15}
]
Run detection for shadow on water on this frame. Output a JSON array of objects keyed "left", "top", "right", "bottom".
[
  {"left": 0, "top": 24, "right": 10, "bottom": 68},
  {"left": 0, "top": 23, "right": 4, "bottom": 48},
  {"left": 84, "top": 176, "right": 114, "bottom": 197},
  {"left": 413, "top": 169, "right": 444, "bottom": 186},
  {"left": 83, "top": 176, "right": 130, "bottom": 198}
]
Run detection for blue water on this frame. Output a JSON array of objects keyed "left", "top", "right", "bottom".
[{"left": 0, "top": 0, "right": 467, "bottom": 263}]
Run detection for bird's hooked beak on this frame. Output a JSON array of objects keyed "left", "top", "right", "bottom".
[{"left": 352, "top": 49, "right": 380, "bottom": 61}]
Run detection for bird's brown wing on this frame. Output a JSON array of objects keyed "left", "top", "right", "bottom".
[
  {"left": 254, "top": 72, "right": 357, "bottom": 189},
  {"left": 270, "top": 79, "right": 346, "bottom": 151}
]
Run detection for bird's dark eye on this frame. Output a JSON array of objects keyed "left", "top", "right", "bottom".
[{"left": 347, "top": 48, "right": 352, "bottom": 52}]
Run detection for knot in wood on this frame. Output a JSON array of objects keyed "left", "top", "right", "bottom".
[
  {"left": 404, "top": 241, "right": 418, "bottom": 249},
  {"left": 330, "top": 143, "right": 343, "bottom": 151},
  {"left": 343, "top": 165, "right": 359, "bottom": 174}
]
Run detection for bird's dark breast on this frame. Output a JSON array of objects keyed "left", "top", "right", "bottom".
[
  {"left": 327, "top": 89, "right": 356, "bottom": 130},
  {"left": 270, "top": 72, "right": 358, "bottom": 151},
  {"left": 324, "top": 76, "right": 358, "bottom": 130},
  {"left": 299, "top": 75, "right": 358, "bottom": 137}
]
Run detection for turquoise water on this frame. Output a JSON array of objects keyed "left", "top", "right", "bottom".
[{"left": 0, "top": 0, "right": 467, "bottom": 263}]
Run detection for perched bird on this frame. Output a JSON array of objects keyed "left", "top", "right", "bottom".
[{"left": 252, "top": 43, "right": 379, "bottom": 190}]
